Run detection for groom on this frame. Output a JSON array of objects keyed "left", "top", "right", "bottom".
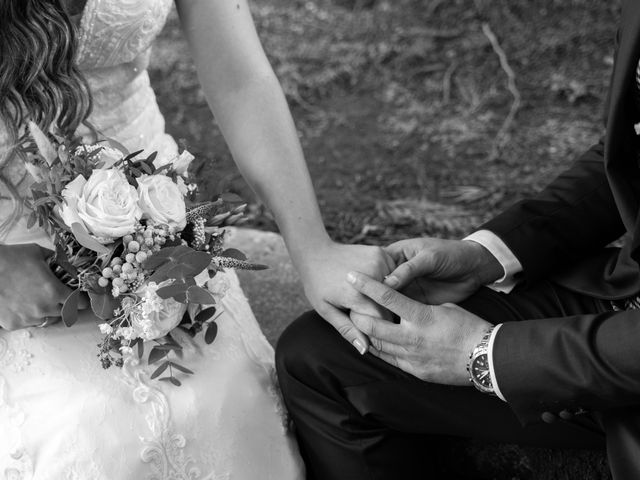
[{"left": 276, "top": 1, "right": 640, "bottom": 478}]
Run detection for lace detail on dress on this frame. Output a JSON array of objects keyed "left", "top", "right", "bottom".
[
  {"left": 0, "top": 333, "right": 34, "bottom": 480},
  {"left": 120, "top": 355, "right": 203, "bottom": 480},
  {"left": 77, "top": 0, "right": 173, "bottom": 69}
]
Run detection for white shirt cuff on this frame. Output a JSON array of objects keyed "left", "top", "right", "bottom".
[
  {"left": 487, "top": 324, "right": 506, "bottom": 402},
  {"left": 463, "top": 230, "right": 523, "bottom": 293}
]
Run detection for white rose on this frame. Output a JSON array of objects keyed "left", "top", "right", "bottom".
[
  {"left": 59, "top": 169, "right": 141, "bottom": 242},
  {"left": 137, "top": 175, "right": 187, "bottom": 231}
]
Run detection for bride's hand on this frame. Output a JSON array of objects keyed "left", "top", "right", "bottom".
[
  {"left": 297, "top": 241, "right": 396, "bottom": 354},
  {"left": 0, "top": 243, "right": 84, "bottom": 330}
]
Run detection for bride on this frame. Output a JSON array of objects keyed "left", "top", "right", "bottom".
[{"left": 0, "top": 0, "right": 394, "bottom": 478}]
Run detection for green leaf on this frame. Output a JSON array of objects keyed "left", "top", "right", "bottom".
[
  {"left": 26, "top": 211, "right": 37, "bottom": 229},
  {"left": 145, "top": 151, "right": 158, "bottom": 164},
  {"left": 158, "top": 376, "right": 182, "bottom": 386},
  {"left": 88, "top": 291, "right": 118, "bottom": 320},
  {"left": 204, "top": 322, "right": 218, "bottom": 344},
  {"left": 144, "top": 245, "right": 193, "bottom": 270},
  {"left": 148, "top": 347, "right": 170, "bottom": 365},
  {"left": 138, "top": 160, "right": 153, "bottom": 175},
  {"left": 180, "top": 251, "right": 213, "bottom": 275},
  {"left": 150, "top": 361, "right": 170, "bottom": 379},
  {"left": 194, "top": 306, "right": 216, "bottom": 323},
  {"left": 71, "top": 222, "right": 110, "bottom": 255},
  {"left": 169, "top": 361, "right": 193, "bottom": 375},
  {"left": 156, "top": 282, "right": 189, "bottom": 299},
  {"left": 61, "top": 289, "right": 80, "bottom": 327},
  {"left": 123, "top": 149, "right": 144, "bottom": 163},
  {"left": 186, "top": 286, "right": 216, "bottom": 305},
  {"left": 137, "top": 338, "right": 144, "bottom": 359}
]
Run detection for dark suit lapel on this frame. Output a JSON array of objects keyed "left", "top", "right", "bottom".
[{"left": 606, "top": 1, "right": 640, "bottom": 236}]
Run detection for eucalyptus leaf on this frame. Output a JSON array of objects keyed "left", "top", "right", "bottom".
[
  {"left": 148, "top": 347, "right": 170, "bottom": 365},
  {"left": 186, "top": 286, "right": 216, "bottom": 305},
  {"left": 88, "top": 292, "right": 118, "bottom": 320},
  {"left": 204, "top": 322, "right": 218, "bottom": 344},
  {"left": 123, "top": 149, "right": 144, "bottom": 163},
  {"left": 61, "top": 289, "right": 80, "bottom": 327},
  {"left": 158, "top": 376, "right": 182, "bottom": 387},
  {"left": 150, "top": 361, "right": 170, "bottom": 379},
  {"left": 156, "top": 282, "right": 189, "bottom": 299},
  {"left": 145, "top": 151, "right": 158, "bottom": 164},
  {"left": 26, "top": 211, "right": 37, "bottom": 230},
  {"left": 195, "top": 307, "right": 216, "bottom": 323},
  {"left": 169, "top": 362, "right": 193, "bottom": 375},
  {"left": 144, "top": 245, "right": 193, "bottom": 270}
]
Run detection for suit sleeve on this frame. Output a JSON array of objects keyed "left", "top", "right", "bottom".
[
  {"left": 480, "top": 138, "right": 625, "bottom": 285},
  {"left": 492, "top": 309, "right": 640, "bottom": 424}
]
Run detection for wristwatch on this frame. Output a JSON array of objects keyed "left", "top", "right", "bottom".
[{"left": 467, "top": 326, "right": 497, "bottom": 395}]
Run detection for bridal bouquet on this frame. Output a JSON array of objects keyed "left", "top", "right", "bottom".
[{"left": 21, "top": 122, "right": 265, "bottom": 385}]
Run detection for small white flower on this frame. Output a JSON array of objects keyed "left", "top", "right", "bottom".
[
  {"left": 98, "top": 323, "right": 114, "bottom": 335},
  {"left": 116, "top": 326, "right": 135, "bottom": 341},
  {"left": 119, "top": 346, "right": 134, "bottom": 356}
]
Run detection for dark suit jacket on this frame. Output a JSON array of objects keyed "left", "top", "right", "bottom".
[{"left": 484, "top": 0, "right": 640, "bottom": 425}]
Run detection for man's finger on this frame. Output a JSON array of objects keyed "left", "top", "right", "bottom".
[
  {"left": 350, "top": 311, "right": 407, "bottom": 345},
  {"left": 319, "top": 303, "right": 370, "bottom": 355},
  {"left": 368, "top": 348, "right": 400, "bottom": 369},
  {"left": 369, "top": 339, "right": 411, "bottom": 357},
  {"left": 383, "top": 254, "right": 434, "bottom": 290},
  {"left": 347, "top": 271, "right": 423, "bottom": 321},
  {"left": 382, "top": 241, "right": 410, "bottom": 265}
]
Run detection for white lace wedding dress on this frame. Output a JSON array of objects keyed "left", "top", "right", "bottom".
[{"left": 0, "top": 1, "right": 305, "bottom": 478}]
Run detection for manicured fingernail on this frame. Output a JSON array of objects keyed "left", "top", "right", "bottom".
[
  {"left": 352, "top": 339, "right": 367, "bottom": 355},
  {"left": 384, "top": 275, "right": 399, "bottom": 288},
  {"left": 346, "top": 272, "right": 357, "bottom": 284}
]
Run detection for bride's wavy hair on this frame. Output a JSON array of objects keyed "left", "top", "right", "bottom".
[{"left": 0, "top": 0, "right": 92, "bottom": 238}]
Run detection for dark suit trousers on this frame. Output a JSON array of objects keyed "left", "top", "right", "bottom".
[{"left": 275, "top": 282, "right": 639, "bottom": 479}]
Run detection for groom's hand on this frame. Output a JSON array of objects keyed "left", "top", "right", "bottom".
[
  {"left": 382, "top": 237, "right": 504, "bottom": 305},
  {"left": 347, "top": 271, "right": 491, "bottom": 386}
]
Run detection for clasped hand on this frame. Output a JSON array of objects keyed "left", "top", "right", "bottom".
[
  {"left": 347, "top": 270, "right": 491, "bottom": 385},
  {"left": 344, "top": 237, "right": 502, "bottom": 385}
]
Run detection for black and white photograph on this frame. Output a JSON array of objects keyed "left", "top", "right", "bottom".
[{"left": 0, "top": 0, "right": 633, "bottom": 478}]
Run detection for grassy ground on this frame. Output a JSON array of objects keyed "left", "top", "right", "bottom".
[{"left": 150, "top": 0, "right": 619, "bottom": 245}]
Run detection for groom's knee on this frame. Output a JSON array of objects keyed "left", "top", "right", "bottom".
[{"left": 276, "top": 310, "right": 334, "bottom": 383}]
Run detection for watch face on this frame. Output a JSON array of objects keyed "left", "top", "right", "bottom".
[{"left": 471, "top": 354, "right": 492, "bottom": 389}]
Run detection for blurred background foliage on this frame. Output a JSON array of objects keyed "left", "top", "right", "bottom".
[{"left": 150, "top": 0, "right": 619, "bottom": 244}]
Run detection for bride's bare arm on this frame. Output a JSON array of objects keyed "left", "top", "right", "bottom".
[{"left": 175, "top": 0, "right": 394, "bottom": 352}]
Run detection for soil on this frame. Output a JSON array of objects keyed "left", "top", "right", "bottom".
[{"left": 149, "top": 0, "right": 620, "bottom": 245}]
